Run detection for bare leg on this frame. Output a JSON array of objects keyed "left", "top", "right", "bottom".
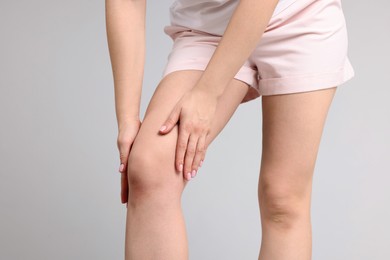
[
  {"left": 257, "top": 87, "right": 337, "bottom": 260},
  {"left": 124, "top": 70, "right": 251, "bottom": 260}
]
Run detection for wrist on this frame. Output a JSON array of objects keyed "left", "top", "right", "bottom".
[
  {"left": 194, "top": 77, "right": 225, "bottom": 100},
  {"left": 117, "top": 116, "right": 141, "bottom": 131}
]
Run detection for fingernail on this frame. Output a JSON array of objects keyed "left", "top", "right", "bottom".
[
  {"left": 119, "top": 163, "right": 124, "bottom": 172},
  {"left": 186, "top": 172, "right": 191, "bottom": 181},
  {"left": 199, "top": 160, "right": 203, "bottom": 167},
  {"left": 179, "top": 164, "right": 183, "bottom": 173},
  {"left": 191, "top": 169, "right": 196, "bottom": 178},
  {"left": 159, "top": 125, "right": 167, "bottom": 132}
]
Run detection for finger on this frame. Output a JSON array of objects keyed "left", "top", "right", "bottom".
[
  {"left": 121, "top": 171, "right": 128, "bottom": 204},
  {"left": 120, "top": 141, "right": 135, "bottom": 204},
  {"left": 192, "top": 133, "right": 206, "bottom": 177},
  {"left": 119, "top": 137, "right": 136, "bottom": 175},
  {"left": 176, "top": 124, "right": 190, "bottom": 175},
  {"left": 118, "top": 142, "right": 132, "bottom": 174},
  {"left": 184, "top": 133, "right": 198, "bottom": 181},
  {"left": 160, "top": 105, "right": 181, "bottom": 134},
  {"left": 119, "top": 160, "right": 125, "bottom": 173},
  {"left": 199, "top": 133, "right": 211, "bottom": 168}
]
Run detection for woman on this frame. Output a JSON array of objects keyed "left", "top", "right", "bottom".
[{"left": 105, "top": 0, "right": 355, "bottom": 259}]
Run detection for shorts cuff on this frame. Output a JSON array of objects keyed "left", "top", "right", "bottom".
[
  {"left": 162, "top": 59, "right": 258, "bottom": 88},
  {"left": 162, "top": 60, "right": 260, "bottom": 103},
  {"left": 258, "top": 58, "right": 355, "bottom": 96}
]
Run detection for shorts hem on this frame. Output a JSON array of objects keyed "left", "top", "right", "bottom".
[
  {"left": 258, "top": 59, "right": 355, "bottom": 96},
  {"left": 162, "top": 60, "right": 258, "bottom": 87},
  {"left": 161, "top": 61, "right": 260, "bottom": 104}
]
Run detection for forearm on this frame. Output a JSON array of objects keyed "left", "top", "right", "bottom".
[
  {"left": 195, "top": 0, "right": 279, "bottom": 98},
  {"left": 105, "top": 0, "right": 146, "bottom": 127}
]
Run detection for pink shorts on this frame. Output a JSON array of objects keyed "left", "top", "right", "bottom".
[{"left": 161, "top": 0, "right": 355, "bottom": 104}]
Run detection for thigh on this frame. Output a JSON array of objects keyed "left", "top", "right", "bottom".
[
  {"left": 128, "top": 70, "right": 250, "bottom": 190},
  {"left": 259, "top": 87, "right": 337, "bottom": 198}
]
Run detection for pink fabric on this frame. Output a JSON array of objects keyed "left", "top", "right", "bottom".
[
  {"left": 168, "top": 0, "right": 297, "bottom": 36},
  {"left": 162, "top": 0, "right": 355, "bottom": 104}
]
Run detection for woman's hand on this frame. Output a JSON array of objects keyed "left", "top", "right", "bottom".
[
  {"left": 159, "top": 86, "right": 219, "bottom": 181},
  {"left": 117, "top": 118, "right": 142, "bottom": 205}
]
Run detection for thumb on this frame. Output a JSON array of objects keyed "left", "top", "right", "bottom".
[
  {"left": 159, "top": 106, "right": 181, "bottom": 134},
  {"left": 118, "top": 142, "right": 132, "bottom": 173}
]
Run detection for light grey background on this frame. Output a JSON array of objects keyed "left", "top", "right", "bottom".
[{"left": 0, "top": 0, "right": 388, "bottom": 259}]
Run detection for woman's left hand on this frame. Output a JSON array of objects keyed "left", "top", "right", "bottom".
[{"left": 159, "top": 86, "right": 219, "bottom": 181}]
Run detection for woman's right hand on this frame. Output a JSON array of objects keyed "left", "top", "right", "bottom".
[{"left": 117, "top": 118, "right": 142, "bottom": 206}]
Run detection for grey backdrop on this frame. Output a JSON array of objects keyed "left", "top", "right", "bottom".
[{"left": 0, "top": 0, "right": 388, "bottom": 259}]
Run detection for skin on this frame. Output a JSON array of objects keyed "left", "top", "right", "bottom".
[{"left": 105, "top": 0, "right": 338, "bottom": 259}]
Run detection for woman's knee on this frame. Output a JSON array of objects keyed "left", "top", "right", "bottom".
[
  {"left": 127, "top": 143, "right": 159, "bottom": 193},
  {"left": 126, "top": 127, "right": 184, "bottom": 203},
  {"left": 258, "top": 169, "right": 312, "bottom": 227}
]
